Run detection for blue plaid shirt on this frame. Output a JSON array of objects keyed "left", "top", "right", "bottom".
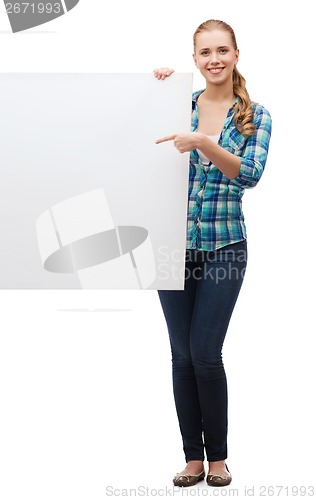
[{"left": 187, "top": 89, "right": 272, "bottom": 251}]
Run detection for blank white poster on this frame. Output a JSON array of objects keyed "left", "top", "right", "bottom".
[{"left": 0, "top": 72, "right": 192, "bottom": 289}]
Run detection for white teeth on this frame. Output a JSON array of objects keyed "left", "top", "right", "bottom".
[{"left": 209, "top": 68, "right": 223, "bottom": 73}]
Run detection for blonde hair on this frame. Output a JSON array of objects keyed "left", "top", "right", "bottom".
[{"left": 193, "top": 19, "right": 255, "bottom": 137}]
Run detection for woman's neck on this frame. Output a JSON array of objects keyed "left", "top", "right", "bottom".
[{"left": 201, "top": 82, "right": 235, "bottom": 104}]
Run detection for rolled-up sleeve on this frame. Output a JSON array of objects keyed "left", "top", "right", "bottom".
[{"left": 232, "top": 105, "right": 272, "bottom": 189}]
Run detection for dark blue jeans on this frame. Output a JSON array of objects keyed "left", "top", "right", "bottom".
[{"left": 157, "top": 240, "right": 247, "bottom": 463}]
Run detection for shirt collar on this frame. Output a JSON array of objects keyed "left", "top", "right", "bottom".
[{"left": 192, "top": 89, "right": 239, "bottom": 111}]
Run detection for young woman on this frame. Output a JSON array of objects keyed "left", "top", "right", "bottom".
[{"left": 154, "top": 19, "right": 272, "bottom": 487}]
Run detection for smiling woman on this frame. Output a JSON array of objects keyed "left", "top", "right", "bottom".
[
  {"left": 195, "top": 37, "right": 238, "bottom": 86},
  {"left": 155, "top": 27, "right": 257, "bottom": 180},
  {"left": 193, "top": 19, "right": 256, "bottom": 138},
  {"left": 154, "top": 18, "right": 272, "bottom": 489}
]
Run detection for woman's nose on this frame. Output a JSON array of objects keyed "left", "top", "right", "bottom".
[{"left": 209, "top": 53, "right": 220, "bottom": 63}]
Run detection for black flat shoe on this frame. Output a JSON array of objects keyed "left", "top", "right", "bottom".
[
  {"left": 173, "top": 469, "right": 205, "bottom": 487},
  {"left": 206, "top": 463, "right": 232, "bottom": 487}
]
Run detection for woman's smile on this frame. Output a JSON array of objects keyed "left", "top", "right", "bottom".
[{"left": 207, "top": 67, "right": 225, "bottom": 74}]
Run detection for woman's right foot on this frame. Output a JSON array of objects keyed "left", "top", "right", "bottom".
[
  {"left": 173, "top": 460, "right": 205, "bottom": 487},
  {"left": 206, "top": 461, "right": 232, "bottom": 487}
]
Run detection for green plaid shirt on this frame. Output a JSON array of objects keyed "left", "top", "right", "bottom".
[{"left": 187, "top": 89, "right": 272, "bottom": 251}]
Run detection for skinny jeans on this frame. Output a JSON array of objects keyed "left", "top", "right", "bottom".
[{"left": 157, "top": 239, "right": 247, "bottom": 462}]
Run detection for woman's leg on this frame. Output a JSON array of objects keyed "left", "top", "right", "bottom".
[
  {"left": 190, "top": 240, "right": 247, "bottom": 462},
  {"left": 157, "top": 251, "right": 204, "bottom": 462}
]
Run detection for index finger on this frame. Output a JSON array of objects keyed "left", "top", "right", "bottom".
[{"left": 155, "top": 135, "right": 176, "bottom": 144}]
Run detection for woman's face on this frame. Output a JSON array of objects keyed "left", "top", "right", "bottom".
[{"left": 193, "top": 29, "right": 239, "bottom": 86}]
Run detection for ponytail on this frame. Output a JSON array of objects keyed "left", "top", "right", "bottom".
[{"left": 232, "top": 66, "right": 255, "bottom": 137}]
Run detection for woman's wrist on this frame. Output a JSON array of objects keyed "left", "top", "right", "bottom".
[{"left": 195, "top": 132, "right": 210, "bottom": 150}]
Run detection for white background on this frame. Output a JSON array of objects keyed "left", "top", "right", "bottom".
[{"left": 0, "top": 1, "right": 315, "bottom": 499}]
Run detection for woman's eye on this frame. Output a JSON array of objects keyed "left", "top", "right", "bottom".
[{"left": 200, "top": 49, "right": 228, "bottom": 55}]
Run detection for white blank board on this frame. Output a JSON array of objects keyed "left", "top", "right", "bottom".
[{"left": 0, "top": 73, "right": 193, "bottom": 289}]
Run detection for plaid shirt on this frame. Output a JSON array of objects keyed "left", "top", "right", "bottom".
[{"left": 187, "top": 89, "right": 272, "bottom": 251}]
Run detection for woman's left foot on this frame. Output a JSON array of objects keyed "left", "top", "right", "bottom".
[{"left": 206, "top": 461, "right": 232, "bottom": 487}]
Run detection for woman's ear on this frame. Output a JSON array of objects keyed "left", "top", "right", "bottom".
[
  {"left": 235, "top": 49, "right": 239, "bottom": 65},
  {"left": 192, "top": 53, "right": 198, "bottom": 67}
]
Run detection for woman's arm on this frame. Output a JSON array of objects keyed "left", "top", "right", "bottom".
[
  {"left": 231, "top": 106, "right": 272, "bottom": 188},
  {"left": 155, "top": 131, "right": 241, "bottom": 179},
  {"left": 154, "top": 68, "right": 272, "bottom": 183},
  {"left": 189, "top": 134, "right": 242, "bottom": 180},
  {"left": 153, "top": 67, "right": 240, "bottom": 179}
]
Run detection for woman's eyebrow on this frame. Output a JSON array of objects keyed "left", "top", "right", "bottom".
[{"left": 199, "top": 46, "right": 230, "bottom": 51}]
